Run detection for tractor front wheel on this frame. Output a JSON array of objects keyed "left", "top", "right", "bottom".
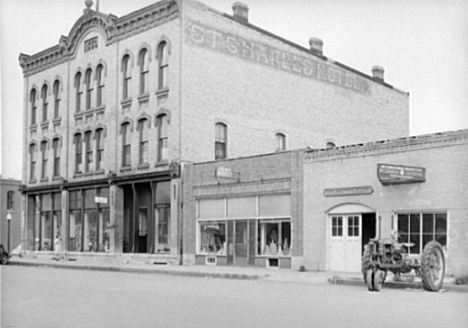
[
  {"left": 373, "top": 269, "right": 384, "bottom": 291},
  {"left": 366, "top": 269, "right": 374, "bottom": 291},
  {"left": 421, "top": 241, "right": 445, "bottom": 291}
]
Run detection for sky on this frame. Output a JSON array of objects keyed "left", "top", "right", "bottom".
[{"left": 1, "top": 0, "right": 467, "bottom": 180}]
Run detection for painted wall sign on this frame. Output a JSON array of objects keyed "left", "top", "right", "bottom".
[
  {"left": 378, "top": 164, "right": 426, "bottom": 185},
  {"left": 324, "top": 186, "right": 374, "bottom": 197},
  {"left": 215, "top": 166, "right": 234, "bottom": 179},
  {"left": 185, "top": 21, "right": 370, "bottom": 93},
  {"left": 95, "top": 196, "right": 108, "bottom": 204}
]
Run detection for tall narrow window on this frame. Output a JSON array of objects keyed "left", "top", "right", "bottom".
[
  {"left": 41, "top": 85, "right": 48, "bottom": 122},
  {"left": 158, "top": 42, "right": 168, "bottom": 89},
  {"left": 85, "top": 131, "right": 93, "bottom": 172},
  {"left": 122, "top": 55, "right": 131, "bottom": 99},
  {"left": 276, "top": 133, "right": 286, "bottom": 151},
  {"left": 96, "top": 64, "right": 104, "bottom": 107},
  {"left": 157, "top": 115, "right": 168, "bottom": 162},
  {"left": 30, "top": 144, "right": 37, "bottom": 181},
  {"left": 41, "top": 141, "right": 48, "bottom": 179},
  {"left": 53, "top": 80, "right": 60, "bottom": 119},
  {"left": 215, "top": 123, "right": 227, "bottom": 160},
  {"left": 85, "top": 69, "right": 93, "bottom": 110},
  {"left": 75, "top": 72, "right": 82, "bottom": 112},
  {"left": 139, "top": 49, "right": 149, "bottom": 95},
  {"left": 53, "top": 138, "right": 60, "bottom": 177},
  {"left": 30, "top": 89, "right": 37, "bottom": 125},
  {"left": 95, "top": 129, "right": 104, "bottom": 171},
  {"left": 75, "top": 134, "right": 83, "bottom": 174},
  {"left": 139, "top": 119, "right": 148, "bottom": 164},
  {"left": 122, "top": 123, "right": 131, "bottom": 167},
  {"left": 6, "top": 191, "right": 14, "bottom": 211}
]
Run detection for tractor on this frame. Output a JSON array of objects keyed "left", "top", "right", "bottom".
[
  {"left": 362, "top": 232, "right": 445, "bottom": 292},
  {"left": 0, "top": 244, "right": 10, "bottom": 265}
]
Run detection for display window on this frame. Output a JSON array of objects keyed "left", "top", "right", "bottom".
[
  {"left": 258, "top": 220, "right": 291, "bottom": 256},
  {"left": 199, "top": 221, "right": 227, "bottom": 255}
]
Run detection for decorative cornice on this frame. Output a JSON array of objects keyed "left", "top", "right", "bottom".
[
  {"left": 18, "top": 0, "right": 179, "bottom": 77},
  {"left": 304, "top": 129, "right": 468, "bottom": 162}
]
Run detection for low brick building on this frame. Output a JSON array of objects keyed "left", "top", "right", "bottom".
[{"left": 0, "top": 178, "right": 22, "bottom": 253}]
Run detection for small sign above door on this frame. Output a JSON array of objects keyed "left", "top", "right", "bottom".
[
  {"left": 324, "top": 186, "right": 374, "bottom": 197},
  {"left": 377, "top": 164, "right": 426, "bottom": 185}
]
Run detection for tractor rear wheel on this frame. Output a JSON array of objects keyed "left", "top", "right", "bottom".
[
  {"left": 0, "top": 253, "right": 8, "bottom": 265},
  {"left": 362, "top": 245, "right": 371, "bottom": 283},
  {"left": 421, "top": 241, "right": 445, "bottom": 291},
  {"left": 366, "top": 269, "right": 374, "bottom": 291}
]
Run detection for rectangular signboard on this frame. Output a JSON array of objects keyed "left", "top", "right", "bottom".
[
  {"left": 378, "top": 164, "right": 426, "bottom": 185},
  {"left": 95, "top": 196, "right": 108, "bottom": 204},
  {"left": 324, "top": 186, "right": 374, "bottom": 197}
]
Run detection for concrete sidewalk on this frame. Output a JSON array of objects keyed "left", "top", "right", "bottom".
[{"left": 5, "top": 256, "right": 468, "bottom": 293}]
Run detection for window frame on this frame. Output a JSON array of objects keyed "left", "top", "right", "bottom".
[
  {"left": 96, "top": 65, "right": 104, "bottom": 107},
  {"left": 95, "top": 128, "right": 104, "bottom": 171},
  {"left": 139, "top": 49, "right": 149, "bottom": 95},
  {"left": 156, "top": 115, "right": 168, "bottom": 162},
  {"left": 157, "top": 42, "right": 168, "bottom": 90},
  {"left": 6, "top": 191, "right": 14, "bottom": 211},
  {"left": 276, "top": 133, "right": 286, "bottom": 151},
  {"left": 122, "top": 123, "right": 131, "bottom": 167},
  {"left": 85, "top": 69, "right": 93, "bottom": 110},
  {"left": 84, "top": 131, "right": 93, "bottom": 173},
  {"left": 53, "top": 138, "right": 60, "bottom": 177},
  {"left": 53, "top": 80, "right": 60, "bottom": 119},
  {"left": 138, "top": 119, "right": 149, "bottom": 165},
  {"left": 75, "top": 72, "right": 82, "bottom": 113},
  {"left": 75, "top": 134, "right": 83, "bottom": 174},
  {"left": 41, "top": 141, "right": 48, "bottom": 179},
  {"left": 122, "top": 55, "right": 132, "bottom": 100},
  {"left": 29, "top": 144, "right": 37, "bottom": 181},
  {"left": 215, "top": 123, "right": 227, "bottom": 160},
  {"left": 30, "top": 89, "right": 37, "bottom": 125},
  {"left": 41, "top": 84, "right": 48, "bottom": 122}
]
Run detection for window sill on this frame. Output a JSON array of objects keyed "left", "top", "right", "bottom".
[
  {"left": 52, "top": 176, "right": 62, "bottom": 181},
  {"left": 95, "top": 169, "right": 105, "bottom": 175},
  {"left": 40, "top": 177, "right": 49, "bottom": 183},
  {"left": 29, "top": 179, "right": 37, "bottom": 184},
  {"left": 155, "top": 160, "right": 169, "bottom": 167},
  {"left": 95, "top": 106, "right": 106, "bottom": 115},
  {"left": 156, "top": 87, "right": 169, "bottom": 94},
  {"left": 138, "top": 93, "right": 150, "bottom": 104},
  {"left": 137, "top": 163, "right": 150, "bottom": 170},
  {"left": 121, "top": 98, "right": 133, "bottom": 106},
  {"left": 29, "top": 124, "right": 38, "bottom": 130},
  {"left": 41, "top": 121, "right": 50, "bottom": 129},
  {"left": 73, "top": 173, "right": 83, "bottom": 178},
  {"left": 84, "top": 171, "right": 94, "bottom": 177},
  {"left": 120, "top": 166, "right": 132, "bottom": 172}
]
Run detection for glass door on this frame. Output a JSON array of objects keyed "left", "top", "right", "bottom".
[{"left": 234, "top": 221, "right": 248, "bottom": 266}]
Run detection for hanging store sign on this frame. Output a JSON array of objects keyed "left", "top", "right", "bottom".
[
  {"left": 95, "top": 196, "right": 108, "bottom": 204},
  {"left": 377, "top": 164, "right": 426, "bottom": 185},
  {"left": 324, "top": 186, "right": 373, "bottom": 197}
]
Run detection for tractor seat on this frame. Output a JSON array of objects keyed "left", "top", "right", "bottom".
[{"left": 394, "top": 242, "right": 415, "bottom": 249}]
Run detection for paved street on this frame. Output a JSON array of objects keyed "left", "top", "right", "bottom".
[{"left": 1, "top": 266, "right": 467, "bottom": 328}]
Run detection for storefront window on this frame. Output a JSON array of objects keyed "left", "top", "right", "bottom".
[
  {"left": 69, "top": 190, "right": 82, "bottom": 251},
  {"left": 199, "top": 221, "right": 226, "bottom": 255},
  {"left": 53, "top": 192, "right": 62, "bottom": 243},
  {"left": 155, "top": 181, "right": 171, "bottom": 253},
  {"left": 40, "top": 194, "right": 53, "bottom": 251},
  {"left": 258, "top": 220, "right": 290, "bottom": 256},
  {"left": 98, "top": 188, "right": 110, "bottom": 252},
  {"left": 397, "top": 212, "right": 447, "bottom": 254}
]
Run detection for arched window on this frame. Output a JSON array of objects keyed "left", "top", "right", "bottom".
[
  {"left": 138, "top": 119, "right": 149, "bottom": 164},
  {"left": 139, "top": 49, "right": 149, "bottom": 95},
  {"left": 96, "top": 64, "right": 104, "bottom": 107},
  {"left": 122, "top": 55, "right": 132, "bottom": 99},
  {"left": 41, "top": 84, "right": 48, "bottom": 122},
  {"left": 84, "top": 131, "right": 93, "bottom": 172},
  {"left": 122, "top": 123, "right": 131, "bottom": 167},
  {"left": 85, "top": 69, "right": 93, "bottom": 110},
  {"left": 156, "top": 115, "right": 168, "bottom": 162},
  {"left": 6, "top": 191, "right": 14, "bottom": 211},
  {"left": 30, "top": 89, "right": 37, "bottom": 125},
  {"left": 215, "top": 123, "right": 227, "bottom": 160},
  {"left": 75, "top": 72, "right": 82, "bottom": 112},
  {"left": 74, "top": 133, "right": 83, "bottom": 173},
  {"left": 29, "top": 143, "right": 37, "bottom": 181},
  {"left": 41, "top": 140, "right": 48, "bottom": 179},
  {"left": 53, "top": 80, "right": 60, "bottom": 119},
  {"left": 53, "top": 138, "right": 61, "bottom": 177},
  {"left": 157, "top": 42, "right": 168, "bottom": 89},
  {"left": 276, "top": 133, "right": 286, "bottom": 151},
  {"left": 95, "top": 128, "right": 104, "bottom": 171}
]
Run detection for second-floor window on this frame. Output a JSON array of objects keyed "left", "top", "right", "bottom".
[
  {"left": 75, "top": 72, "right": 82, "bottom": 112},
  {"left": 139, "top": 49, "right": 149, "bottom": 95},
  {"left": 122, "top": 55, "right": 131, "bottom": 99},
  {"left": 85, "top": 131, "right": 93, "bottom": 172},
  {"left": 139, "top": 119, "right": 148, "bottom": 164},
  {"left": 30, "top": 89, "right": 37, "bottom": 125},
  {"left": 30, "top": 144, "right": 37, "bottom": 181},
  {"left": 276, "top": 133, "right": 286, "bottom": 151},
  {"left": 158, "top": 42, "right": 168, "bottom": 89},
  {"left": 122, "top": 123, "right": 131, "bottom": 167},
  {"left": 215, "top": 123, "right": 227, "bottom": 160},
  {"left": 53, "top": 138, "right": 60, "bottom": 177},
  {"left": 96, "top": 64, "right": 104, "bottom": 107},
  {"left": 95, "top": 128, "right": 104, "bottom": 171},
  {"left": 41, "top": 85, "right": 48, "bottom": 122},
  {"left": 41, "top": 141, "right": 48, "bottom": 179},
  {"left": 6, "top": 191, "right": 14, "bottom": 211},
  {"left": 85, "top": 69, "right": 93, "bottom": 110},
  {"left": 157, "top": 115, "right": 168, "bottom": 162},
  {"left": 53, "top": 80, "right": 60, "bottom": 119},
  {"left": 75, "top": 134, "right": 83, "bottom": 174}
]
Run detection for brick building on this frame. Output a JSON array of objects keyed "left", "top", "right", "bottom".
[
  {"left": 0, "top": 177, "right": 22, "bottom": 253},
  {"left": 18, "top": 0, "right": 408, "bottom": 263}
]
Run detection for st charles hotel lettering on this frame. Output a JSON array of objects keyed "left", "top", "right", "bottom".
[{"left": 185, "top": 21, "right": 370, "bottom": 93}]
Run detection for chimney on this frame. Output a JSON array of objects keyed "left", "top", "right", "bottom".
[
  {"left": 232, "top": 2, "right": 249, "bottom": 23},
  {"left": 372, "top": 66, "right": 385, "bottom": 82},
  {"left": 309, "top": 37, "right": 323, "bottom": 56}
]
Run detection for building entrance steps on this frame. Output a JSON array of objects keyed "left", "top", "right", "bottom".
[{"left": 6, "top": 256, "right": 467, "bottom": 293}]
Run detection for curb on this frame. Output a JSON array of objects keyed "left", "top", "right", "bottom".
[
  {"left": 328, "top": 276, "right": 468, "bottom": 293},
  {"left": 6, "top": 260, "right": 265, "bottom": 281}
]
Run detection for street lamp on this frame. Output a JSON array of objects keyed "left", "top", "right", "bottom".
[{"left": 6, "top": 212, "right": 12, "bottom": 253}]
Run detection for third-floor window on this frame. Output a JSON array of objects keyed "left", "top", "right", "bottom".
[
  {"left": 85, "top": 69, "right": 93, "bottom": 110},
  {"left": 139, "top": 49, "right": 149, "bottom": 95},
  {"left": 41, "top": 84, "right": 48, "bottom": 122},
  {"left": 122, "top": 55, "right": 132, "bottom": 99}
]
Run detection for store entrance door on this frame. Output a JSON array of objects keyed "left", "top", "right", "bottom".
[
  {"left": 329, "top": 215, "right": 362, "bottom": 272},
  {"left": 234, "top": 221, "right": 248, "bottom": 266}
]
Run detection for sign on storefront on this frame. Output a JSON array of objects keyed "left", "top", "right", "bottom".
[
  {"left": 215, "top": 166, "right": 239, "bottom": 184},
  {"left": 377, "top": 164, "right": 426, "bottom": 185},
  {"left": 94, "top": 196, "right": 108, "bottom": 204},
  {"left": 324, "top": 186, "right": 374, "bottom": 197}
]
